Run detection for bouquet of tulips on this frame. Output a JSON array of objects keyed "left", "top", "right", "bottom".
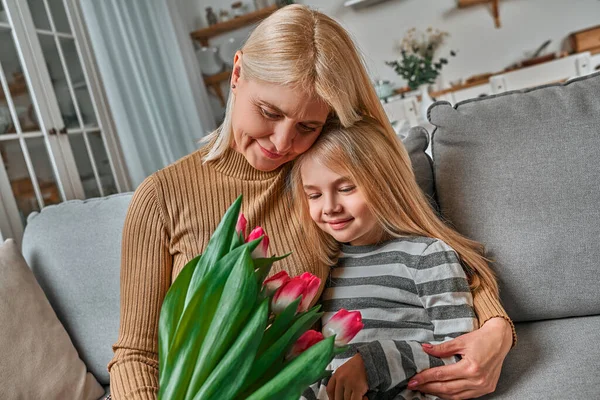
[{"left": 157, "top": 195, "right": 363, "bottom": 400}]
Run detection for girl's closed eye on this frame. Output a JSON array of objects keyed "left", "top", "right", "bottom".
[
  {"left": 338, "top": 185, "right": 356, "bottom": 194},
  {"left": 306, "top": 192, "right": 321, "bottom": 200}
]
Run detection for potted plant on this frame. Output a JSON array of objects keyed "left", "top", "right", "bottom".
[{"left": 386, "top": 27, "right": 456, "bottom": 119}]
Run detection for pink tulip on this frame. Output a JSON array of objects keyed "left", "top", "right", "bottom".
[
  {"left": 298, "top": 272, "right": 321, "bottom": 313},
  {"left": 271, "top": 277, "right": 307, "bottom": 314},
  {"left": 247, "top": 226, "right": 269, "bottom": 258},
  {"left": 262, "top": 271, "right": 290, "bottom": 296},
  {"left": 271, "top": 273, "right": 321, "bottom": 315},
  {"left": 322, "top": 309, "right": 364, "bottom": 347},
  {"left": 236, "top": 213, "right": 247, "bottom": 241},
  {"left": 286, "top": 330, "right": 324, "bottom": 360}
]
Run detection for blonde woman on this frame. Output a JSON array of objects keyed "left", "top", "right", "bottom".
[
  {"left": 291, "top": 117, "right": 501, "bottom": 400},
  {"left": 108, "top": 5, "right": 514, "bottom": 400}
]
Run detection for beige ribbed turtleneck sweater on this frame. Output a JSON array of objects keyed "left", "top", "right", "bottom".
[{"left": 108, "top": 146, "right": 514, "bottom": 399}]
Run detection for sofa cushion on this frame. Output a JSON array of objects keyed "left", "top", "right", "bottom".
[
  {"left": 430, "top": 71, "right": 600, "bottom": 322},
  {"left": 0, "top": 239, "right": 104, "bottom": 399},
  {"left": 21, "top": 193, "right": 133, "bottom": 384},
  {"left": 401, "top": 126, "right": 435, "bottom": 203},
  {"left": 482, "top": 315, "right": 600, "bottom": 399}
]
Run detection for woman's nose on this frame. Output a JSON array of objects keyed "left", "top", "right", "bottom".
[{"left": 270, "top": 121, "right": 296, "bottom": 154}]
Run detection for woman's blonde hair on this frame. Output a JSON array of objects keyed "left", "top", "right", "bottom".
[
  {"left": 289, "top": 117, "right": 498, "bottom": 295},
  {"left": 203, "top": 4, "right": 394, "bottom": 161}
]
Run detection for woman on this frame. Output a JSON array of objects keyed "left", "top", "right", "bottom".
[{"left": 108, "top": 5, "right": 515, "bottom": 400}]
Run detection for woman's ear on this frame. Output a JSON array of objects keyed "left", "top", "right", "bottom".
[{"left": 231, "top": 51, "right": 243, "bottom": 91}]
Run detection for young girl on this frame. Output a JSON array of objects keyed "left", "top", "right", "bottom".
[{"left": 290, "top": 117, "right": 499, "bottom": 400}]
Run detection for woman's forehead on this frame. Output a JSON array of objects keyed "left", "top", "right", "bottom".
[{"left": 250, "top": 79, "right": 329, "bottom": 120}]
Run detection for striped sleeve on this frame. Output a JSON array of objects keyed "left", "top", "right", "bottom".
[
  {"left": 358, "top": 339, "right": 455, "bottom": 393},
  {"left": 357, "top": 240, "right": 478, "bottom": 394},
  {"left": 410, "top": 239, "right": 478, "bottom": 340}
]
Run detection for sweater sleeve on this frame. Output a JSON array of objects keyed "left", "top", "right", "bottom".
[{"left": 108, "top": 176, "right": 172, "bottom": 400}]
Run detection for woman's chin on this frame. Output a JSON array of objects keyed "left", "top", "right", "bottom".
[{"left": 247, "top": 152, "right": 287, "bottom": 172}]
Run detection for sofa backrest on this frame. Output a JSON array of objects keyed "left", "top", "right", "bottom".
[
  {"left": 429, "top": 71, "right": 600, "bottom": 323},
  {"left": 21, "top": 193, "right": 133, "bottom": 385}
]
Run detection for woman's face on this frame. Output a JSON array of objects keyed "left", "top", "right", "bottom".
[
  {"left": 230, "top": 55, "right": 330, "bottom": 171},
  {"left": 300, "top": 157, "right": 382, "bottom": 246}
]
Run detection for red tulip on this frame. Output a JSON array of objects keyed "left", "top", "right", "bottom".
[
  {"left": 271, "top": 273, "right": 321, "bottom": 315},
  {"left": 286, "top": 330, "right": 324, "bottom": 360},
  {"left": 262, "top": 271, "right": 290, "bottom": 297},
  {"left": 271, "top": 277, "right": 306, "bottom": 314},
  {"left": 297, "top": 272, "right": 321, "bottom": 313},
  {"left": 322, "top": 309, "right": 364, "bottom": 347},
  {"left": 236, "top": 213, "right": 247, "bottom": 241},
  {"left": 246, "top": 227, "right": 269, "bottom": 258}
]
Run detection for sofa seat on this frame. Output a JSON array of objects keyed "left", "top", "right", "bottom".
[{"left": 484, "top": 315, "right": 600, "bottom": 399}]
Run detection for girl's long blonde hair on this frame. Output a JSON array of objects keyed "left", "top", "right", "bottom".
[
  {"left": 290, "top": 117, "right": 498, "bottom": 295},
  {"left": 202, "top": 4, "right": 395, "bottom": 161}
]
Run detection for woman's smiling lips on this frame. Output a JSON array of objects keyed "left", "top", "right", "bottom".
[
  {"left": 327, "top": 218, "right": 354, "bottom": 230},
  {"left": 257, "top": 142, "right": 284, "bottom": 160}
]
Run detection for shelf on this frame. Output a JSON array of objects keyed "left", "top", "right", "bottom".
[
  {"left": 344, "top": 0, "right": 392, "bottom": 8},
  {"left": 0, "top": 80, "right": 28, "bottom": 102},
  {"left": 203, "top": 70, "right": 232, "bottom": 107},
  {"left": 191, "top": 5, "right": 279, "bottom": 46},
  {"left": 457, "top": 0, "right": 501, "bottom": 28}
]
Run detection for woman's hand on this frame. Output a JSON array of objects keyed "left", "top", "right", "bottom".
[
  {"left": 326, "top": 354, "right": 369, "bottom": 400},
  {"left": 408, "top": 317, "right": 513, "bottom": 399}
]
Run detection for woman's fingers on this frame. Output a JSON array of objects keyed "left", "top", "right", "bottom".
[
  {"left": 409, "top": 359, "right": 469, "bottom": 387},
  {"left": 421, "top": 337, "right": 465, "bottom": 358},
  {"left": 335, "top": 378, "right": 345, "bottom": 400},
  {"left": 326, "top": 375, "right": 336, "bottom": 399},
  {"left": 411, "top": 379, "right": 475, "bottom": 399}
]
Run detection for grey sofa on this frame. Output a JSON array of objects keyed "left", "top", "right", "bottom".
[{"left": 20, "top": 71, "right": 600, "bottom": 399}]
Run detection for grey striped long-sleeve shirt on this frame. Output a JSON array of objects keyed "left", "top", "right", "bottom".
[{"left": 302, "top": 236, "right": 478, "bottom": 400}]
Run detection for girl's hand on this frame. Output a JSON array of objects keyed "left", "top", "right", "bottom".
[
  {"left": 408, "top": 317, "right": 513, "bottom": 399},
  {"left": 326, "top": 354, "right": 369, "bottom": 400}
]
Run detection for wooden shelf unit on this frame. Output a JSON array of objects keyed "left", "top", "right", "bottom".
[
  {"left": 457, "top": 0, "right": 501, "bottom": 28},
  {"left": 191, "top": 5, "right": 279, "bottom": 47},
  {"left": 191, "top": 5, "right": 280, "bottom": 106},
  {"left": 1, "top": 80, "right": 28, "bottom": 102}
]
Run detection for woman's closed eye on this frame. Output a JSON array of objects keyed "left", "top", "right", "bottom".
[
  {"left": 260, "top": 108, "right": 280, "bottom": 119},
  {"left": 260, "top": 107, "right": 318, "bottom": 133}
]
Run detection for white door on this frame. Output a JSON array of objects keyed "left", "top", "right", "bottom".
[{"left": 0, "top": 0, "right": 130, "bottom": 244}]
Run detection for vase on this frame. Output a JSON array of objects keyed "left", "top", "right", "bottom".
[{"left": 418, "top": 84, "right": 434, "bottom": 123}]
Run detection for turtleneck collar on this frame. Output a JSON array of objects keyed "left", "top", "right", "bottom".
[{"left": 209, "top": 146, "right": 288, "bottom": 181}]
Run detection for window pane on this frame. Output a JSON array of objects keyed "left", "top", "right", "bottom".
[
  {"left": 89, "top": 131, "right": 117, "bottom": 195},
  {"left": 68, "top": 132, "right": 100, "bottom": 198},
  {"left": 28, "top": 0, "right": 52, "bottom": 31},
  {"left": 47, "top": 0, "right": 72, "bottom": 34},
  {"left": 0, "top": 31, "right": 42, "bottom": 134}
]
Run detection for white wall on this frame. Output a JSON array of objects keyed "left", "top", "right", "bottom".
[{"left": 180, "top": 0, "right": 600, "bottom": 96}]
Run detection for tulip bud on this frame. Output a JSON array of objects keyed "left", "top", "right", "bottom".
[
  {"left": 286, "top": 330, "right": 324, "bottom": 360},
  {"left": 247, "top": 227, "right": 269, "bottom": 258},
  {"left": 262, "top": 271, "right": 290, "bottom": 297},
  {"left": 271, "top": 277, "right": 308, "bottom": 315},
  {"left": 297, "top": 273, "right": 321, "bottom": 313},
  {"left": 236, "top": 213, "right": 247, "bottom": 241},
  {"left": 322, "top": 309, "right": 364, "bottom": 347}
]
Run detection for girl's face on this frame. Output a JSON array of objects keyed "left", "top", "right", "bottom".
[
  {"left": 300, "top": 157, "right": 383, "bottom": 246},
  {"left": 230, "top": 53, "right": 330, "bottom": 172}
]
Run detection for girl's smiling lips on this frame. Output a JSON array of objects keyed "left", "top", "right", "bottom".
[{"left": 326, "top": 218, "right": 354, "bottom": 230}]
